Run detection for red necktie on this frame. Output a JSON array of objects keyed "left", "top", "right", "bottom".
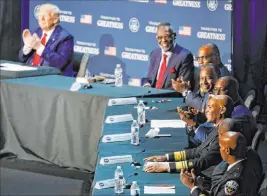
[
  {"left": 32, "top": 33, "right": 47, "bottom": 66},
  {"left": 156, "top": 54, "right": 168, "bottom": 89}
]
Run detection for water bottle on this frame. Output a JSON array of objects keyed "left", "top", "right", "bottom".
[
  {"left": 137, "top": 100, "right": 146, "bottom": 125},
  {"left": 131, "top": 120, "right": 140, "bottom": 146},
  {"left": 115, "top": 64, "right": 123, "bottom": 87},
  {"left": 85, "top": 69, "right": 91, "bottom": 79},
  {"left": 130, "top": 181, "right": 140, "bottom": 196},
  {"left": 114, "top": 166, "right": 124, "bottom": 194}
]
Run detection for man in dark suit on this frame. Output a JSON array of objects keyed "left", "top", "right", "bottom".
[
  {"left": 143, "top": 22, "right": 194, "bottom": 89},
  {"left": 18, "top": 3, "right": 74, "bottom": 76},
  {"left": 143, "top": 95, "right": 234, "bottom": 175},
  {"left": 180, "top": 131, "right": 263, "bottom": 196}
]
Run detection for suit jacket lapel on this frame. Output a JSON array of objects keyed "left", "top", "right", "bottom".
[
  {"left": 152, "top": 51, "right": 162, "bottom": 85},
  {"left": 40, "top": 25, "right": 61, "bottom": 65},
  {"left": 161, "top": 45, "right": 181, "bottom": 88},
  {"left": 199, "top": 126, "right": 218, "bottom": 150}
]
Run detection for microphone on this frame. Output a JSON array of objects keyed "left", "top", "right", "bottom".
[
  {"left": 124, "top": 173, "right": 138, "bottom": 189},
  {"left": 140, "top": 90, "right": 151, "bottom": 105},
  {"left": 131, "top": 149, "right": 146, "bottom": 167}
]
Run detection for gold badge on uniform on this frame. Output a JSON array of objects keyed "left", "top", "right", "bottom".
[{"left": 224, "top": 180, "right": 239, "bottom": 195}]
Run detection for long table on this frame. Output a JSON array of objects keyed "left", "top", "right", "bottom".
[
  {"left": 0, "top": 75, "right": 175, "bottom": 172},
  {"left": 92, "top": 98, "right": 190, "bottom": 195},
  {"left": 0, "top": 60, "right": 61, "bottom": 79}
]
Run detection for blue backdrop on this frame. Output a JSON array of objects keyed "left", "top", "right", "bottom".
[{"left": 28, "top": 0, "right": 232, "bottom": 83}]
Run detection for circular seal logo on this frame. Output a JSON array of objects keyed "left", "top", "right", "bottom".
[
  {"left": 99, "top": 182, "right": 104, "bottom": 187},
  {"left": 34, "top": 5, "right": 40, "bottom": 19},
  {"left": 207, "top": 0, "right": 218, "bottom": 11},
  {"left": 104, "top": 159, "right": 109, "bottom": 163},
  {"left": 109, "top": 117, "right": 114, "bottom": 122},
  {"left": 106, "top": 137, "right": 111, "bottom": 141},
  {"left": 112, "top": 100, "right": 116, "bottom": 104},
  {"left": 129, "top": 18, "right": 140, "bottom": 33}
]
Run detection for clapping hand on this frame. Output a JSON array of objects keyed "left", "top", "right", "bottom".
[
  {"left": 22, "top": 29, "right": 36, "bottom": 48},
  {"left": 171, "top": 77, "right": 190, "bottom": 93},
  {"left": 177, "top": 107, "right": 197, "bottom": 126},
  {"left": 180, "top": 169, "right": 196, "bottom": 190},
  {"left": 32, "top": 33, "right": 42, "bottom": 50}
]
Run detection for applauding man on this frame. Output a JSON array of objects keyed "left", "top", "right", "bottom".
[
  {"left": 143, "top": 95, "right": 233, "bottom": 174},
  {"left": 143, "top": 22, "right": 194, "bottom": 89},
  {"left": 18, "top": 3, "right": 74, "bottom": 76},
  {"left": 180, "top": 131, "right": 262, "bottom": 196}
]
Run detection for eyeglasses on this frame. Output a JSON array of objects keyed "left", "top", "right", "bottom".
[
  {"left": 213, "top": 87, "right": 227, "bottom": 94},
  {"left": 195, "top": 54, "right": 215, "bottom": 61},
  {"left": 156, "top": 35, "right": 173, "bottom": 41}
]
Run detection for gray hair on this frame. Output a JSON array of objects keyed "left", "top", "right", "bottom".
[
  {"left": 157, "top": 22, "right": 175, "bottom": 34},
  {"left": 36, "top": 4, "right": 60, "bottom": 24}
]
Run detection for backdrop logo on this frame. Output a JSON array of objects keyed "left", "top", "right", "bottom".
[
  {"left": 154, "top": 0, "right": 167, "bottom": 4},
  {"left": 173, "top": 0, "right": 201, "bottom": 8},
  {"left": 129, "top": 18, "right": 140, "bottom": 33},
  {"left": 178, "top": 26, "right": 191, "bottom": 36},
  {"left": 207, "top": 0, "right": 218, "bottom": 11},
  {"left": 80, "top": 14, "right": 92, "bottom": 24},
  {"left": 104, "top": 46, "right": 117, "bottom": 56},
  {"left": 122, "top": 47, "right": 148, "bottom": 61},
  {"left": 74, "top": 41, "right": 99, "bottom": 55},
  {"left": 129, "top": 0, "right": 149, "bottom": 2},
  {"left": 60, "top": 10, "right": 75, "bottom": 23}
]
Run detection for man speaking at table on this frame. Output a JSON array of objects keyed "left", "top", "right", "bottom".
[
  {"left": 143, "top": 23, "right": 194, "bottom": 89},
  {"left": 18, "top": 3, "right": 75, "bottom": 76}
]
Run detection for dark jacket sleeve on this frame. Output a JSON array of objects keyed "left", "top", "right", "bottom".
[
  {"left": 191, "top": 187, "right": 210, "bottom": 196},
  {"left": 178, "top": 53, "right": 194, "bottom": 83},
  {"left": 142, "top": 50, "right": 156, "bottom": 87},
  {"left": 41, "top": 35, "right": 74, "bottom": 70},
  {"left": 185, "top": 135, "right": 221, "bottom": 174},
  {"left": 185, "top": 91, "right": 205, "bottom": 111}
]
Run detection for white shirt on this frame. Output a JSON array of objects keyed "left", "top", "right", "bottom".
[
  {"left": 227, "top": 159, "right": 245, "bottom": 171},
  {"left": 156, "top": 50, "right": 173, "bottom": 80},
  {"left": 23, "top": 28, "right": 55, "bottom": 55}
]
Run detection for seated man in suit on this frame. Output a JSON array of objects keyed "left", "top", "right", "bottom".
[
  {"left": 180, "top": 131, "right": 263, "bottom": 196},
  {"left": 143, "top": 22, "right": 194, "bottom": 89},
  {"left": 197, "top": 43, "right": 231, "bottom": 77},
  {"left": 143, "top": 95, "right": 233, "bottom": 175},
  {"left": 194, "top": 76, "right": 256, "bottom": 145},
  {"left": 18, "top": 3, "right": 75, "bottom": 76}
]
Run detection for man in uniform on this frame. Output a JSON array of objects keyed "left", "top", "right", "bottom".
[
  {"left": 143, "top": 95, "right": 233, "bottom": 175},
  {"left": 180, "top": 131, "right": 263, "bottom": 196}
]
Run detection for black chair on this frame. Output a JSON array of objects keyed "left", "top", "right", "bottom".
[
  {"left": 72, "top": 52, "right": 90, "bottom": 77},
  {"left": 243, "top": 89, "right": 256, "bottom": 109},
  {"left": 252, "top": 105, "right": 261, "bottom": 120}
]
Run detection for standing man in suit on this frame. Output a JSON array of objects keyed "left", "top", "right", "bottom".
[
  {"left": 143, "top": 23, "right": 194, "bottom": 89},
  {"left": 18, "top": 3, "right": 75, "bottom": 76}
]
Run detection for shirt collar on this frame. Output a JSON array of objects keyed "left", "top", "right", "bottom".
[
  {"left": 227, "top": 159, "right": 245, "bottom": 171},
  {"left": 42, "top": 27, "right": 55, "bottom": 37},
  {"left": 161, "top": 43, "right": 176, "bottom": 57}
]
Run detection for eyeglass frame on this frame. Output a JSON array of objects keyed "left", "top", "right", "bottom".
[{"left": 195, "top": 53, "right": 219, "bottom": 62}]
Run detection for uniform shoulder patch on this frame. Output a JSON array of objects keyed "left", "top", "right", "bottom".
[{"left": 224, "top": 180, "right": 239, "bottom": 195}]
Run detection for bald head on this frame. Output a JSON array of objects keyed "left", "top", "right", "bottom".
[
  {"left": 219, "top": 131, "right": 246, "bottom": 160},
  {"left": 214, "top": 76, "right": 239, "bottom": 102},
  {"left": 197, "top": 43, "right": 221, "bottom": 66}
]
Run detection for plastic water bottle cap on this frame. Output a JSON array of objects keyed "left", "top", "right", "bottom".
[
  {"left": 117, "top": 166, "right": 121, "bottom": 169},
  {"left": 132, "top": 181, "right": 137, "bottom": 184},
  {"left": 116, "top": 64, "right": 121, "bottom": 68},
  {"left": 139, "top": 100, "right": 143, "bottom": 103}
]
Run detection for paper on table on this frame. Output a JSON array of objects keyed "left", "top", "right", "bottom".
[
  {"left": 151, "top": 120, "right": 186, "bottom": 128},
  {"left": 105, "top": 114, "right": 133, "bottom": 123},
  {"left": 108, "top": 97, "right": 137, "bottom": 106},
  {"left": 144, "top": 186, "right": 175, "bottom": 194},
  {"left": 94, "top": 179, "right": 115, "bottom": 189},
  {"left": 100, "top": 155, "right": 133, "bottom": 165},
  {"left": 102, "top": 133, "right": 131, "bottom": 143},
  {"left": 0, "top": 63, "right": 37, "bottom": 71}
]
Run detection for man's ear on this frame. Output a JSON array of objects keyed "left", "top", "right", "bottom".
[{"left": 226, "top": 148, "right": 231, "bottom": 155}]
